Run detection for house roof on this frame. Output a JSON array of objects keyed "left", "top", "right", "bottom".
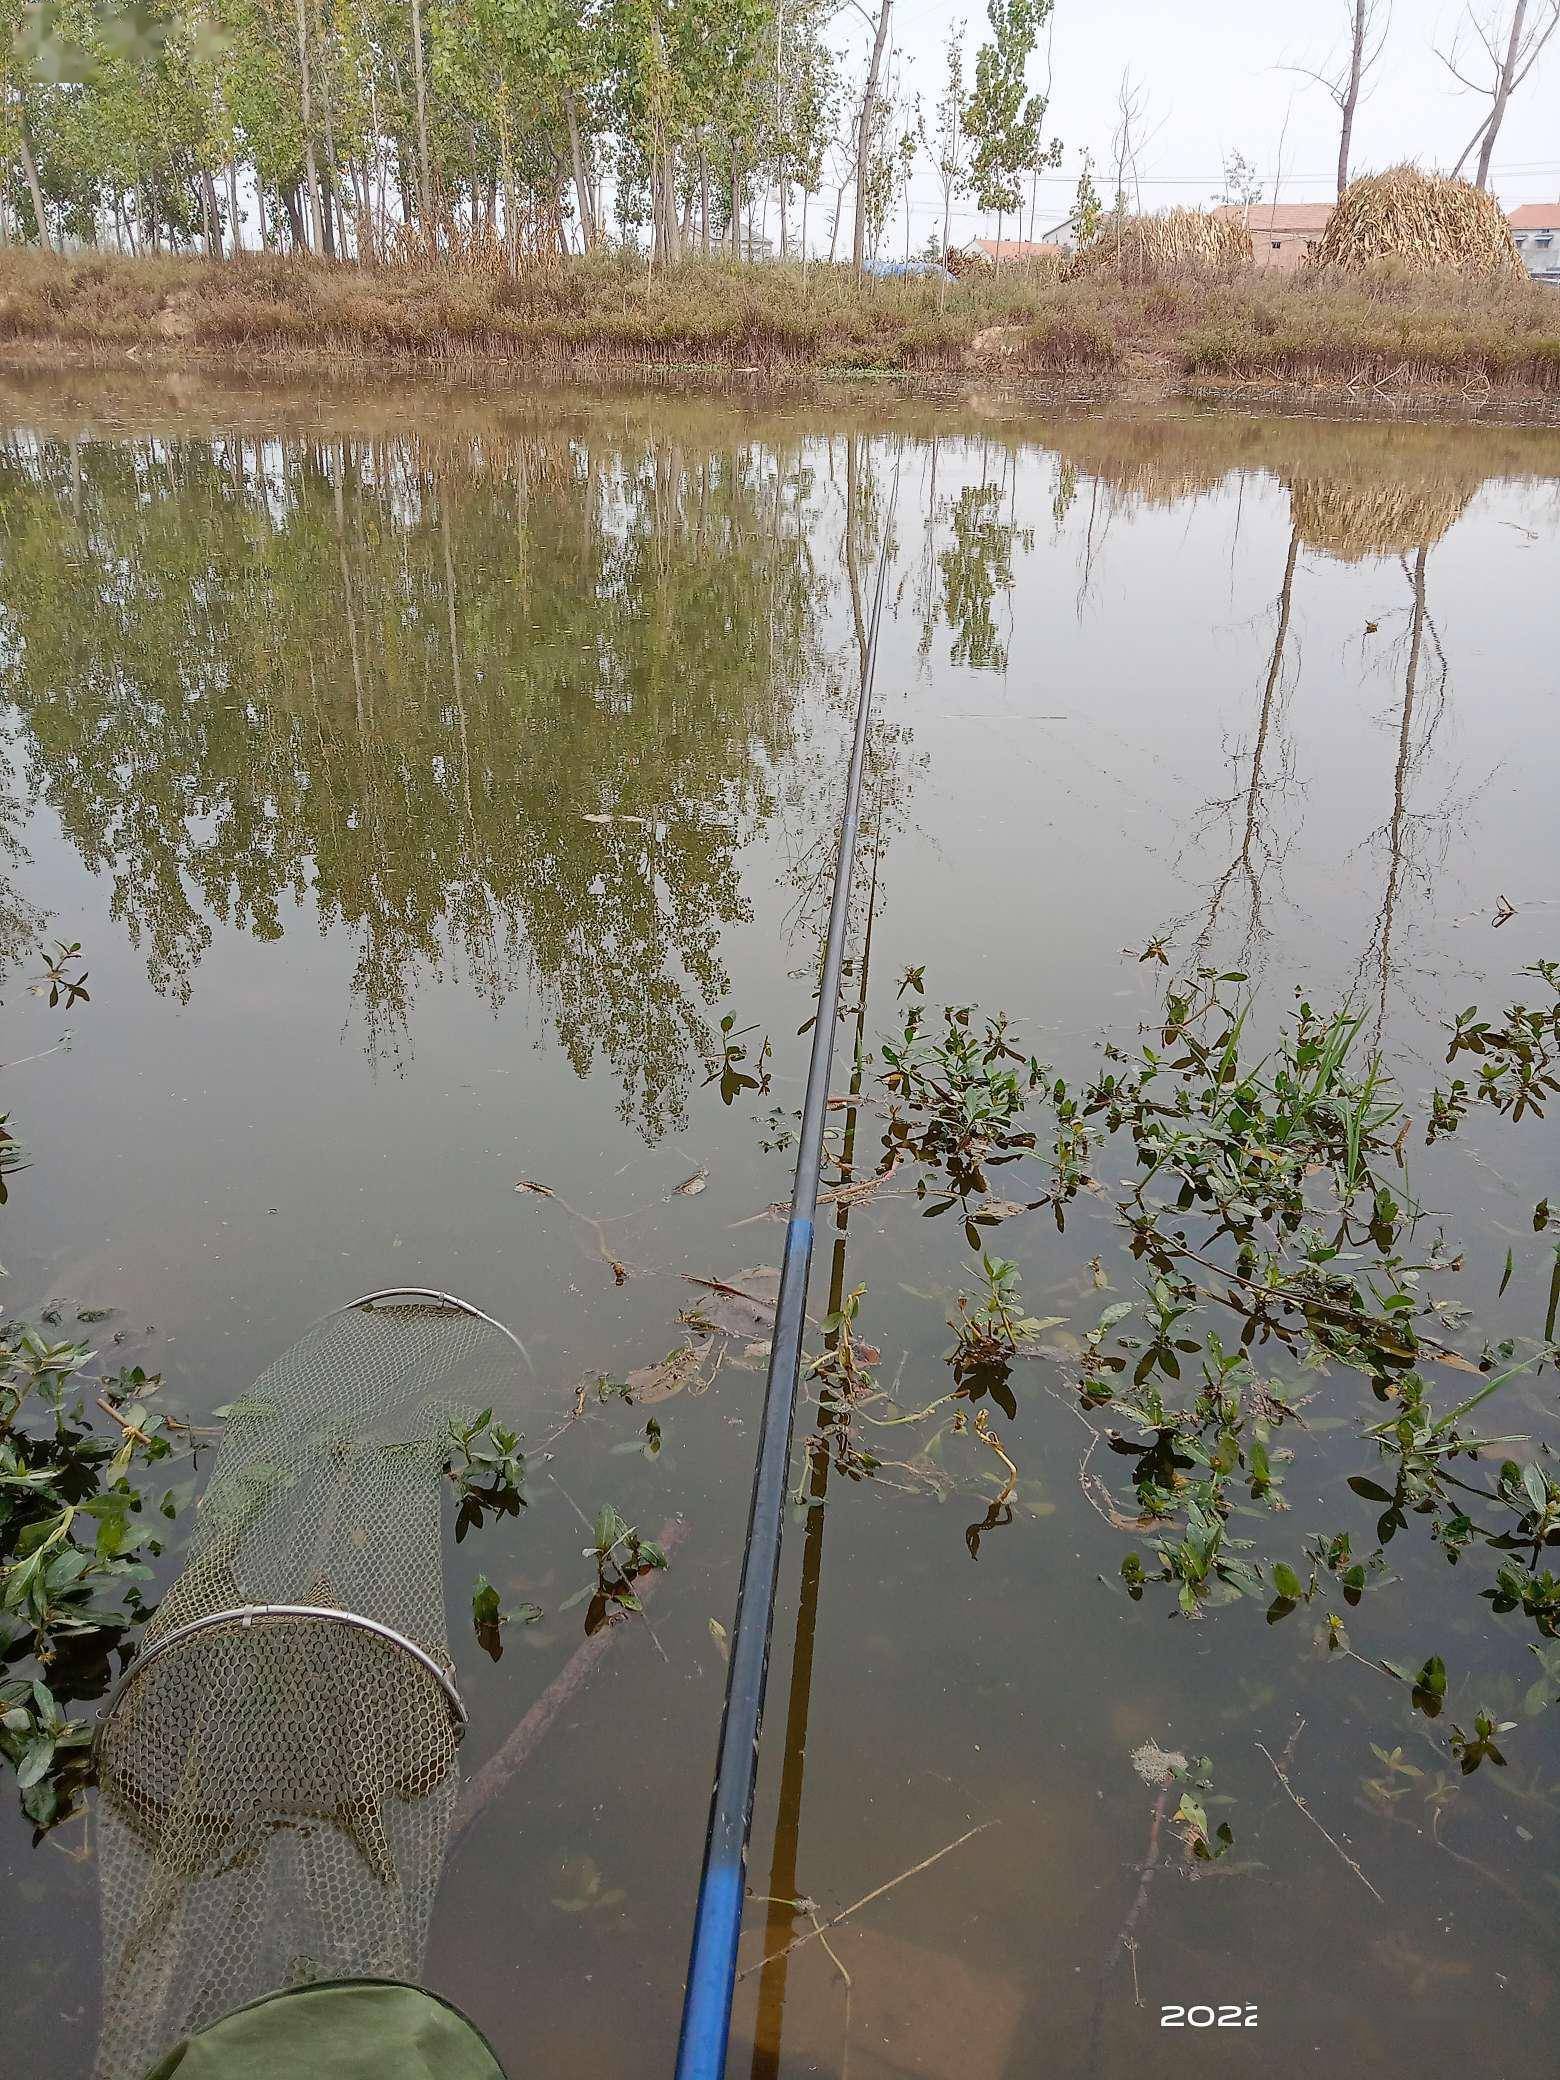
[
  {"left": 1215, "top": 202, "right": 1334, "bottom": 233},
  {"left": 969, "top": 238, "right": 1064, "bottom": 261},
  {"left": 1507, "top": 203, "right": 1560, "bottom": 229}
]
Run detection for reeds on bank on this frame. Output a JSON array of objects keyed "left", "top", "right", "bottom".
[{"left": 0, "top": 237, "right": 1556, "bottom": 397}]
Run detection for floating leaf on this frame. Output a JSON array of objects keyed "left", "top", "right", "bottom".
[
  {"left": 1411, "top": 1654, "right": 1448, "bottom": 1718},
  {"left": 1348, "top": 1475, "right": 1394, "bottom": 1504},
  {"left": 681, "top": 1268, "right": 780, "bottom": 1340},
  {"left": 622, "top": 1343, "right": 703, "bottom": 1405},
  {"left": 513, "top": 1178, "right": 555, "bottom": 1198}
]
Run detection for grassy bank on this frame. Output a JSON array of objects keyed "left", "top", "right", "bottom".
[{"left": 2, "top": 246, "right": 1559, "bottom": 401}]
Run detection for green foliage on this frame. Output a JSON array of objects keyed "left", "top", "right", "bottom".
[
  {"left": 470, "top": 1571, "right": 542, "bottom": 1657},
  {"left": 1071, "top": 147, "right": 1101, "bottom": 246},
  {"left": 947, "top": 1251, "right": 1057, "bottom": 1400},
  {"left": 445, "top": 1406, "right": 526, "bottom": 1540},
  {"left": 554, "top": 1502, "right": 671, "bottom": 1633},
  {"left": 0, "top": 1321, "right": 172, "bottom": 1828},
  {"left": 1168, "top": 1753, "right": 1236, "bottom": 1861},
  {"left": 963, "top": 0, "right": 1059, "bottom": 231},
  {"left": 881, "top": 999, "right": 1044, "bottom": 1215},
  {"left": 1430, "top": 962, "right": 1560, "bottom": 1136}
]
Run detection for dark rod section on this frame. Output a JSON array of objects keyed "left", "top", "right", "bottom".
[{"left": 672, "top": 466, "right": 898, "bottom": 2080}]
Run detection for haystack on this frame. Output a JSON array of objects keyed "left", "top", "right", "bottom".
[
  {"left": 1066, "top": 207, "right": 1252, "bottom": 282},
  {"left": 1314, "top": 166, "right": 1522, "bottom": 279}
]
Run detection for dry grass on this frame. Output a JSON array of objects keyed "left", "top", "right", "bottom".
[
  {"left": 1067, "top": 207, "right": 1253, "bottom": 283},
  {"left": 1, "top": 243, "right": 1557, "bottom": 401},
  {"left": 1316, "top": 166, "right": 1523, "bottom": 279}
]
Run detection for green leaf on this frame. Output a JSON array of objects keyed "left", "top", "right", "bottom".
[
  {"left": 1271, "top": 1562, "right": 1303, "bottom": 1602},
  {"left": 16, "top": 1735, "right": 55, "bottom": 1789},
  {"left": 1412, "top": 1655, "right": 1448, "bottom": 1717},
  {"left": 1348, "top": 1475, "right": 1394, "bottom": 1503}
]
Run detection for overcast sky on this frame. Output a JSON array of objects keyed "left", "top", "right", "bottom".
[{"left": 828, "top": 0, "right": 1560, "bottom": 250}]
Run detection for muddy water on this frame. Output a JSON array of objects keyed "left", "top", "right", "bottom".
[{"left": 1, "top": 376, "right": 1558, "bottom": 2080}]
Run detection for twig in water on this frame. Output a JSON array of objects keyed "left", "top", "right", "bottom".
[
  {"left": 810, "top": 1906, "right": 854, "bottom": 2080},
  {"left": 452, "top": 1517, "right": 688, "bottom": 1843},
  {"left": 971, "top": 1409, "right": 1018, "bottom": 1504},
  {"left": 95, "top": 1397, "right": 154, "bottom": 1445},
  {"left": 1084, "top": 1773, "right": 1171, "bottom": 2079},
  {"left": 1257, "top": 1736, "right": 1383, "bottom": 1903},
  {"left": 737, "top": 1821, "right": 995, "bottom": 1980}
]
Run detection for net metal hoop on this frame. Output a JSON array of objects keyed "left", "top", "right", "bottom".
[
  {"left": 329, "top": 1286, "right": 529, "bottom": 1356},
  {"left": 94, "top": 1286, "right": 513, "bottom": 1752},
  {"left": 96, "top": 1605, "right": 468, "bottom": 1752}
]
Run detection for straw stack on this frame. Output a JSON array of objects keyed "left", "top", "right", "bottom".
[
  {"left": 1065, "top": 207, "right": 1252, "bottom": 281},
  {"left": 1314, "top": 166, "right": 1523, "bottom": 278}
]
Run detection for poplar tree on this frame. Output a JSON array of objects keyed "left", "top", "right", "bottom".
[{"left": 964, "top": 0, "right": 1058, "bottom": 250}]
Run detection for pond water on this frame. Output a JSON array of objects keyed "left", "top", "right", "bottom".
[{"left": 1, "top": 374, "right": 1558, "bottom": 2080}]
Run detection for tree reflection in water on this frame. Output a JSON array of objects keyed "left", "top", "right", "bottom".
[{"left": 0, "top": 423, "right": 841, "bottom": 1138}]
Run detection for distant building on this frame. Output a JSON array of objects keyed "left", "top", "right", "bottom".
[
  {"left": 959, "top": 237, "right": 1066, "bottom": 267},
  {"left": 1508, "top": 204, "right": 1560, "bottom": 280},
  {"left": 1214, "top": 202, "right": 1334, "bottom": 271}
]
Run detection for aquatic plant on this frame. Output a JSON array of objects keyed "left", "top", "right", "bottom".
[
  {"left": 0, "top": 1323, "right": 173, "bottom": 1828},
  {"left": 1430, "top": 961, "right": 1560, "bottom": 1138}
]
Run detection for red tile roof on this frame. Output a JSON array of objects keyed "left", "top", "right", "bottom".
[
  {"left": 1215, "top": 203, "right": 1335, "bottom": 233},
  {"left": 1508, "top": 203, "right": 1560, "bottom": 229}
]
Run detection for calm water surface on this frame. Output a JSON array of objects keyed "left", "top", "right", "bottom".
[{"left": 1, "top": 376, "right": 1558, "bottom": 2080}]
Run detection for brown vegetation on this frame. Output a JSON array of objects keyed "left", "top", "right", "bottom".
[
  {"left": 1, "top": 243, "right": 1557, "bottom": 402},
  {"left": 1316, "top": 166, "right": 1524, "bottom": 278},
  {"left": 1065, "top": 206, "right": 1253, "bottom": 283}
]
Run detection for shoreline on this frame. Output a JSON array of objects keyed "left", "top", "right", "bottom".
[
  {"left": 4, "top": 335, "right": 1560, "bottom": 427},
  {"left": 4, "top": 247, "right": 1560, "bottom": 426}
]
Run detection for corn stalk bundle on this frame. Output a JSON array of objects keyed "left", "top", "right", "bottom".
[
  {"left": 1315, "top": 167, "right": 1523, "bottom": 280},
  {"left": 1066, "top": 208, "right": 1252, "bottom": 282}
]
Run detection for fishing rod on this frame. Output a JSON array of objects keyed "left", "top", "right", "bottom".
[{"left": 673, "top": 459, "right": 899, "bottom": 2080}]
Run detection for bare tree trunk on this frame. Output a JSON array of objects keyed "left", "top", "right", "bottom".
[
  {"left": 700, "top": 152, "right": 710, "bottom": 254},
  {"left": 775, "top": 0, "right": 787, "bottom": 260},
  {"left": 1336, "top": 0, "right": 1367, "bottom": 197},
  {"left": 731, "top": 156, "right": 741, "bottom": 257},
  {"left": 281, "top": 181, "right": 307, "bottom": 250},
  {"left": 660, "top": 139, "right": 682, "bottom": 263},
  {"left": 227, "top": 160, "right": 243, "bottom": 253},
  {"left": 497, "top": 100, "right": 518, "bottom": 271},
  {"left": 565, "top": 93, "right": 596, "bottom": 249},
  {"left": 319, "top": 20, "right": 343, "bottom": 258},
  {"left": 294, "top": 0, "right": 325, "bottom": 251},
  {"left": 202, "top": 169, "right": 224, "bottom": 257},
  {"left": 410, "top": 0, "right": 433, "bottom": 227},
  {"left": 1478, "top": 0, "right": 1527, "bottom": 188},
  {"left": 16, "top": 107, "right": 52, "bottom": 252},
  {"left": 851, "top": 0, "right": 892, "bottom": 272}
]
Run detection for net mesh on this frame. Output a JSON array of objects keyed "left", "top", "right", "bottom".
[{"left": 94, "top": 1294, "right": 523, "bottom": 2080}]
